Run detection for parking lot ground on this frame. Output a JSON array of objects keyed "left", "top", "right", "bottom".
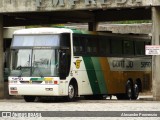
[{"left": 0, "top": 95, "right": 159, "bottom": 120}]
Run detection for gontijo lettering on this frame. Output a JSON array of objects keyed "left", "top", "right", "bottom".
[{"left": 112, "top": 60, "right": 133, "bottom": 68}]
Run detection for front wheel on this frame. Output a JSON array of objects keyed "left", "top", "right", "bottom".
[
  {"left": 24, "top": 96, "right": 36, "bottom": 102},
  {"left": 65, "top": 82, "right": 77, "bottom": 102}
]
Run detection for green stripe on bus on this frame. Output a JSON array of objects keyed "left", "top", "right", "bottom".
[
  {"left": 83, "top": 57, "right": 100, "bottom": 94},
  {"left": 91, "top": 57, "right": 108, "bottom": 94},
  {"left": 30, "top": 78, "right": 44, "bottom": 81}
]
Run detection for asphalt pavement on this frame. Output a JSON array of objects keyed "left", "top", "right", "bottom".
[{"left": 0, "top": 95, "right": 159, "bottom": 120}]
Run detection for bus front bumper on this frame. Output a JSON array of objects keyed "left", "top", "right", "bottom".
[{"left": 9, "top": 84, "right": 67, "bottom": 96}]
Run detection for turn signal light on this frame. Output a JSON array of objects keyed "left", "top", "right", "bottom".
[{"left": 54, "top": 81, "right": 58, "bottom": 84}]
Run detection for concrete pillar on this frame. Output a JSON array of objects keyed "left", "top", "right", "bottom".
[
  {"left": 0, "top": 16, "right": 3, "bottom": 99},
  {"left": 152, "top": 7, "right": 160, "bottom": 100},
  {"left": 88, "top": 22, "right": 98, "bottom": 31},
  {"left": 0, "top": 15, "right": 4, "bottom": 99}
]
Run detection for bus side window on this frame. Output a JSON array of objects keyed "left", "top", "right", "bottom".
[
  {"left": 73, "top": 36, "right": 85, "bottom": 55},
  {"left": 111, "top": 39, "right": 123, "bottom": 56},
  {"left": 73, "top": 36, "right": 79, "bottom": 53},
  {"left": 135, "top": 41, "right": 145, "bottom": 55},
  {"left": 99, "top": 39, "right": 106, "bottom": 56},
  {"left": 99, "top": 37, "right": 110, "bottom": 56},
  {"left": 86, "top": 37, "right": 98, "bottom": 56},
  {"left": 86, "top": 37, "right": 91, "bottom": 54},
  {"left": 123, "top": 40, "right": 134, "bottom": 55}
]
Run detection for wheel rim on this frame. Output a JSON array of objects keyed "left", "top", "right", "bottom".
[
  {"left": 68, "top": 84, "right": 74, "bottom": 99},
  {"left": 134, "top": 84, "right": 139, "bottom": 97},
  {"left": 127, "top": 84, "right": 132, "bottom": 99}
]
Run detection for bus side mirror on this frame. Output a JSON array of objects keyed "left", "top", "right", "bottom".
[{"left": 59, "top": 50, "right": 67, "bottom": 80}]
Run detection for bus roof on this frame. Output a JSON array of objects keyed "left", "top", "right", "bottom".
[
  {"left": 13, "top": 27, "right": 73, "bottom": 35},
  {"left": 13, "top": 27, "right": 151, "bottom": 40},
  {"left": 13, "top": 27, "right": 99, "bottom": 35}
]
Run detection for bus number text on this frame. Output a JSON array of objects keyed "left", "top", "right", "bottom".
[{"left": 141, "top": 62, "right": 151, "bottom": 68}]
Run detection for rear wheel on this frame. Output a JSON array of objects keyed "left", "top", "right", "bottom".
[
  {"left": 116, "top": 80, "right": 133, "bottom": 100},
  {"left": 24, "top": 96, "right": 36, "bottom": 102},
  {"left": 125, "top": 81, "right": 133, "bottom": 100},
  {"left": 132, "top": 83, "right": 139, "bottom": 100}
]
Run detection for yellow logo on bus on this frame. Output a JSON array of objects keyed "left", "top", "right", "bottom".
[
  {"left": 44, "top": 78, "right": 53, "bottom": 81},
  {"left": 74, "top": 60, "right": 82, "bottom": 69}
]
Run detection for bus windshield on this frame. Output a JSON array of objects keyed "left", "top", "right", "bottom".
[
  {"left": 10, "top": 49, "right": 59, "bottom": 77},
  {"left": 10, "top": 33, "right": 71, "bottom": 77}
]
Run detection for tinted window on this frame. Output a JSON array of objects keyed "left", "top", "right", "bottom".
[
  {"left": 123, "top": 40, "right": 134, "bottom": 55},
  {"left": 111, "top": 38, "right": 123, "bottom": 55},
  {"left": 73, "top": 36, "right": 85, "bottom": 55},
  {"left": 135, "top": 41, "right": 145, "bottom": 55},
  {"left": 99, "top": 36, "right": 110, "bottom": 56},
  {"left": 86, "top": 37, "right": 98, "bottom": 55}
]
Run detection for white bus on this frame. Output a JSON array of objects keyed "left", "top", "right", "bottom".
[{"left": 8, "top": 28, "right": 151, "bottom": 102}]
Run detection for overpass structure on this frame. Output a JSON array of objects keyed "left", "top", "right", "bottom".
[{"left": 0, "top": 0, "right": 160, "bottom": 100}]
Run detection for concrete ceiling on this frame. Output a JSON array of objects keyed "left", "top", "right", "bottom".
[{"left": 3, "top": 7, "right": 151, "bottom": 27}]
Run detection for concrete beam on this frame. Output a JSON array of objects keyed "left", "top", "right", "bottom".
[
  {"left": 0, "top": 0, "right": 153, "bottom": 13},
  {"left": 3, "top": 7, "right": 152, "bottom": 27},
  {"left": 0, "top": 15, "right": 4, "bottom": 99},
  {"left": 152, "top": 0, "right": 160, "bottom": 6},
  {"left": 3, "top": 11, "right": 95, "bottom": 27},
  {"left": 95, "top": 8, "right": 151, "bottom": 22},
  {"left": 152, "top": 7, "right": 160, "bottom": 100},
  {"left": 66, "top": 23, "right": 152, "bottom": 34}
]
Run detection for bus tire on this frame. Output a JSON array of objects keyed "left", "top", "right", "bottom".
[
  {"left": 125, "top": 80, "right": 133, "bottom": 100},
  {"left": 65, "top": 82, "right": 77, "bottom": 102},
  {"left": 24, "top": 96, "right": 36, "bottom": 102},
  {"left": 132, "top": 82, "right": 139, "bottom": 100},
  {"left": 116, "top": 81, "right": 133, "bottom": 100}
]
